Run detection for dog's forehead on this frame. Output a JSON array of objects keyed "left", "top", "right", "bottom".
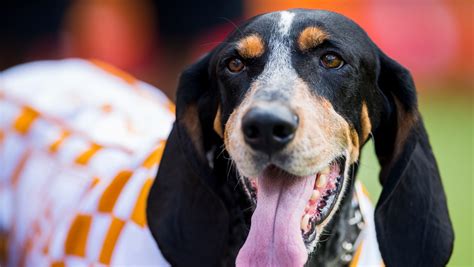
[{"left": 237, "top": 9, "right": 365, "bottom": 42}]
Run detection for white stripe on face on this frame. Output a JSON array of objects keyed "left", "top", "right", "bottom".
[
  {"left": 253, "top": 11, "right": 297, "bottom": 101},
  {"left": 278, "top": 11, "right": 295, "bottom": 36}
]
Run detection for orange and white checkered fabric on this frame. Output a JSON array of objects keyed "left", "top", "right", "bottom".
[{"left": 0, "top": 59, "right": 173, "bottom": 266}]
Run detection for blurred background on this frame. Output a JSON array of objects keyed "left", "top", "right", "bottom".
[{"left": 1, "top": 0, "right": 472, "bottom": 265}]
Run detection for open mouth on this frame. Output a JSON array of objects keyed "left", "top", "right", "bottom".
[
  {"left": 242, "top": 156, "right": 346, "bottom": 243},
  {"left": 236, "top": 155, "right": 347, "bottom": 266}
]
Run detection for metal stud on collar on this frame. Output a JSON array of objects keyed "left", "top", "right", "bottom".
[{"left": 339, "top": 194, "right": 365, "bottom": 265}]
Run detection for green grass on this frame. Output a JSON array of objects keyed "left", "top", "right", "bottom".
[{"left": 358, "top": 92, "right": 473, "bottom": 266}]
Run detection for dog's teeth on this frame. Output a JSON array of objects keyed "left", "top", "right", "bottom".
[
  {"left": 320, "top": 166, "right": 330, "bottom": 175},
  {"left": 314, "top": 174, "right": 320, "bottom": 189},
  {"left": 251, "top": 179, "right": 258, "bottom": 189},
  {"left": 318, "top": 200, "right": 327, "bottom": 209},
  {"left": 316, "top": 174, "right": 328, "bottom": 188},
  {"left": 301, "top": 214, "right": 311, "bottom": 232},
  {"left": 311, "top": 190, "right": 320, "bottom": 201}
]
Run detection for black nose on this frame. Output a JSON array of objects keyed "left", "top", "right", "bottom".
[{"left": 242, "top": 105, "right": 298, "bottom": 155}]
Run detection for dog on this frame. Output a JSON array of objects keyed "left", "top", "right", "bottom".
[
  {"left": 0, "top": 9, "right": 453, "bottom": 267},
  {"left": 147, "top": 9, "right": 454, "bottom": 267}
]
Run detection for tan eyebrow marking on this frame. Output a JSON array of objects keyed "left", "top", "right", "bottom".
[
  {"left": 237, "top": 34, "right": 265, "bottom": 58},
  {"left": 360, "top": 102, "right": 372, "bottom": 142},
  {"left": 213, "top": 105, "right": 223, "bottom": 138},
  {"left": 298, "top": 26, "right": 328, "bottom": 52},
  {"left": 350, "top": 128, "right": 360, "bottom": 163}
]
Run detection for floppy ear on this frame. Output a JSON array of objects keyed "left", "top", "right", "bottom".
[
  {"left": 373, "top": 51, "right": 454, "bottom": 266},
  {"left": 146, "top": 54, "right": 230, "bottom": 266}
]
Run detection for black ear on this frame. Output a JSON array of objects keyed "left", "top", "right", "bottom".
[
  {"left": 146, "top": 54, "right": 230, "bottom": 266},
  {"left": 373, "top": 51, "right": 454, "bottom": 266}
]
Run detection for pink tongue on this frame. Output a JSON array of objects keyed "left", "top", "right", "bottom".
[{"left": 236, "top": 172, "right": 314, "bottom": 267}]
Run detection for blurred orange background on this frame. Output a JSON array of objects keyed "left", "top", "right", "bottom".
[{"left": 1, "top": 0, "right": 472, "bottom": 98}]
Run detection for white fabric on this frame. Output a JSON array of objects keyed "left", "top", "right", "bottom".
[
  {"left": 351, "top": 181, "right": 384, "bottom": 267},
  {"left": 0, "top": 59, "right": 173, "bottom": 266}
]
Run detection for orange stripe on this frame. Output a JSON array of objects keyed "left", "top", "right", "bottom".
[
  {"left": 90, "top": 59, "right": 137, "bottom": 85},
  {"left": 42, "top": 242, "right": 49, "bottom": 255},
  {"left": 142, "top": 141, "right": 165, "bottom": 168},
  {"left": 49, "top": 130, "right": 70, "bottom": 153},
  {"left": 0, "top": 232, "right": 8, "bottom": 264},
  {"left": 5, "top": 92, "right": 134, "bottom": 154},
  {"left": 75, "top": 143, "right": 102, "bottom": 165},
  {"left": 131, "top": 178, "right": 153, "bottom": 227},
  {"left": 13, "top": 106, "right": 39, "bottom": 134},
  {"left": 0, "top": 130, "right": 4, "bottom": 143},
  {"left": 32, "top": 221, "right": 41, "bottom": 236},
  {"left": 349, "top": 240, "right": 364, "bottom": 267},
  {"left": 125, "top": 118, "right": 137, "bottom": 134},
  {"left": 99, "top": 217, "right": 125, "bottom": 264},
  {"left": 19, "top": 237, "right": 33, "bottom": 267},
  {"left": 357, "top": 182, "right": 372, "bottom": 202},
  {"left": 65, "top": 214, "right": 92, "bottom": 257},
  {"left": 50, "top": 261, "right": 65, "bottom": 267},
  {"left": 101, "top": 103, "right": 113, "bottom": 113},
  {"left": 90, "top": 177, "right": 100, "bottom": 190},
  {"left": 11, "top": 150, "right": 30, "bottom": 186},
  {"left": 98, "top": 170, "right": 133, "bottom": 212},
  {"left": 167, "top": 101, "right": 176, "bottom": 114},
  {"left": 361, "top": 184, "right": 371, "bottom": 198}
]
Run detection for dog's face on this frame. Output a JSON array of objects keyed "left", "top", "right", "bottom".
[
  {"left": 149, "top": 9, "right": 454, "bottom": 267},
  {"left": 210, "top": 10, "right": 380, "bottom": 265}
]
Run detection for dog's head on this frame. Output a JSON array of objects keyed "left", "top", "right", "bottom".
[{"left": 147, "top": 9, "right": 453, "bottom": 266}]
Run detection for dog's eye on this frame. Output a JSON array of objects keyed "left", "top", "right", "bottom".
[
  {"left": 320, "top": 53, "right": 344, "bottom": 69},
  {"left": 227, "top": 58, "right": 245, "bottom": 73}
]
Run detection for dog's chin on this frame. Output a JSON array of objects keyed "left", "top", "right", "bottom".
[{"left": 236, "top": 154, "right": 347, "bottom": 266}]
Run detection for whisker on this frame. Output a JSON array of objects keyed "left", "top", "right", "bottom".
[
  {"left": 350, "top": 164, "right": 355, "bottom": 180},
  {"left": 369, "top": 131, "right": 375, "bottom": 142},
  {"left": 197, "top": 41, "right": 233, "bottom": 48},
  {"left": 217, "top": 16, "right": 243, "bottom": 36},
  {"left": 242, "top": 205, "right": 254, "bottom": 213},
  {"left": 234, "top": 173, "right": 242, "bottom": 190},
  {"left": 216, "top": 143, "right": 227, "bottom": 158},
  {"left": 318, "top": 229, "right": 334, "bottom": 242},
  {"left": 226, "top": 158, "right": 235, "bottom": 180}
]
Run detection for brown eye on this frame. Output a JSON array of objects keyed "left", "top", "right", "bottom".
[
  {"left": 227, "top": 58, "right": 245, "bottom": 73},
  {"left": 320, "top": 53, "right": 344, "bottom": 69}
]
